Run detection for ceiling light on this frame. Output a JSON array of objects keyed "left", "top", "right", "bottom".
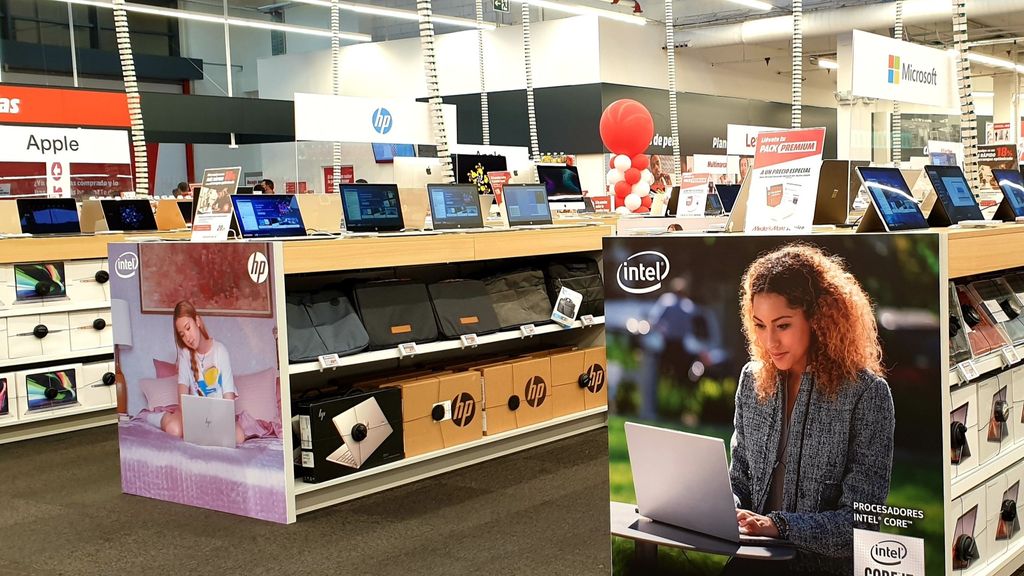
[
  {"left": 963, "top": 51, "right": 1024, "bottom": 74},
  {"left": 974, "top": 91, "right": 994, "bottom": 98},
  {"left": 817, "top": 58, "right": 838, "bottom": 70},
  {"left": 286, "top": 0, "right": 495, "bottom": 30},
  {"left": 511, "top": 0, "right": 646, "bottom": 25},
  {"left": 725, "top": 0, "right": 773, "bottom": 11}
]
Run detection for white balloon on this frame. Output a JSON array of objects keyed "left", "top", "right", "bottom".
[
  {"left": 624, "top": 193, "right": 642, "bottom": 211},
  {"left": 615, "top": 206, "right": 632, "bottom": 215},
  {"left": 613, "top": 154, "right": 632, "bottom": 172},
  {"left": 631, "top": 182, "right": 651, "bottom": 197},
  {"left": 641, "top": 169, "right": 655, "bottom": 184},
  {"left": 607, "top": 168, "right": 625, "bottom": 185}
]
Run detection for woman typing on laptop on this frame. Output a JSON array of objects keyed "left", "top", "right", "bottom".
[{"left": 726, "top": 244, "right": 895, "bottom": 573}]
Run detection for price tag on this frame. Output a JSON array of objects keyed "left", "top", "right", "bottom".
[
  {"left": 1002, "top": 346, "right": 1021, "bottom": 366},
  {"left": 520, "top": 324, "right": 537, "bottom": 338},
  {"left": 317, "top": 353, "right": 340, "bottom": 370},
  {"left": 957, "top": 360, "right": 979, "bottom": 382},
  {"left": 460, "top": 334, "right": 479, "bottom": 349},
  {"left": 398, "top": 342, "right": 418, "bottom": 358},
  {"left": 580, "top": 314, "right": 595, "bottom": 327}
]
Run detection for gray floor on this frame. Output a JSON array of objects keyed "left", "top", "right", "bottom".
[{"left": 0, "top": 426, "right": 611, "bottom": 576}]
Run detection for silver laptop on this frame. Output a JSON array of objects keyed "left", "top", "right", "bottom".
[
  {"left": 326, "top": 396, "right": 394, "bottom": 469},
  {"left": 181, "top": 395, "right": 237, "bottom": 448},
  {"left": 625, "top": 421, "right": 785, "bottom": 545}
]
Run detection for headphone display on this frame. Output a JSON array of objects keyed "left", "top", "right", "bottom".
[
  {"left": 1002, "top": 499, "right": 1018, "bottom": 522},
  {"left": 995, "top": 399, "right": 1011, "bottom": 424},
  {"left": 951, "top": 421, "right": 968, "bottom": 449},
  {"left": 961, "top": 303, "right": 982, "bottom": 328},
  {"left": 954, "top": 534, "right": 979, "bottom": 564}
]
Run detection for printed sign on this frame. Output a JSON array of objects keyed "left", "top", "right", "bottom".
[
  {"left": 676, "top": 173, "right": 710, "bottom": 217},
  {"left": 743, "top": 127, "right": 826, "bottom": 234},
  {"left": 693, "top": 154, "right": 729, "bottom": 175},
  {"left": 192, "top": 167, "right": 240, "bottom": 242},
  {"left": 851, "top": 30, "right": 956, "bottom": 109},
  {"left": 487, "top": 171, "right": 511, "bottom": 205},
  {"left": 979, "top": 144, "right": 1019, "bottom": 191},
  {"left": 0, "top": 85, "right": 130, "bottom": 128},
  {"left": 854, "top": 529, "right": 925, "bottom": 576},
  {"left": 322, "top": 165, "right": 354, "bottom": 194},
  {"left": 726, "top": 124, "right": 783, "bottom": 156},
  {"left": 294, "top": 93, "right": 458, "bottom": 146}
]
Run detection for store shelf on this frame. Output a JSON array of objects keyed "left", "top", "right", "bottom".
[
  {"left": 951, "top": 441, "right": 1024, "bottom": 500},
  {"left": 0, "top": 346, "right": 113, "bottom": 370},
  {"left": 294, "top": 406, "right": 608, "bottom": 515},
  {"left": 289, "top": 316, "right": 606, "bottom": 375},
  {"left": 949, "top": 347, "right": 1020, "bottom": 387},
  {"left": 0, "top": 299, "right": 111, "bottom": 319},
  {"left": 982, "top": 530, "right": 1024, "bottom": 576},
  {"left": 0, "top": 231, "right": 189, "bottom": 264},
  {"left": 947, "top": 226, "right": 1024, "bottom": 279},
  {"left": 0, "top": 404, "right": 115, "bottom": 444}
]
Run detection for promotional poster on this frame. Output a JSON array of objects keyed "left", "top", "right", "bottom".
[
  {"left": 978, "top": 144, "right": 1019, "bottom": 191},
  {"left": 743, "top": 128, "right": 826, "bottom": 234},
  {"left": 676, "top": 173, "right": 711, "bottom": 217},
  {"left": 606, "top": 234, "right": 944, "bottom": 576},
  {"left": 110, "top": 242, "right": 289, "bottom": 523},
  {"left": 192, "top": 167, "right": 241, "bottom": 241}
]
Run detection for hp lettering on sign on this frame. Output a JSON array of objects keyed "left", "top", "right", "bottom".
[
  {"left": 451, "top": 392, "right": 476, "bottom": 427},
  {"left": 371, "top": 107, "right": 393, "bottom": 135},
  {"left": 247, "top": 251, "right": 269, "bottom": 284},
  {"left": 525, "top": 376, "right": 547, "bottom": 408}
]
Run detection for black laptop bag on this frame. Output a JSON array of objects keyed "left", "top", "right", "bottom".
[
  {"left": 428, "top": 279, "right": 501, "bottom": 339},
  {"left": 481, "top": 268, "right": 553, "bottom": 329},
  {"left": 286, "top": 287, "right": 370, "bottom": 363},
  {"left": 353, "top": 280, "right": 439, "bottom": 349},
  {"left": 545, "top": 258, "right": 604, "bottom": 318}
]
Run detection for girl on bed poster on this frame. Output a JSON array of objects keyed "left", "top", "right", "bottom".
[{"left": 110, "top": 242, "right": 290, "bottom": 524}]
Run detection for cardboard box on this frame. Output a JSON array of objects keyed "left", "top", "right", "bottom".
[
  {"left": 511, "top": 356, "right": 553, "bottom": 428},
  {"left": 295, "top": 387, "right": 404, "bottom": 484},
  {"left": 548, "top": 346, "right": 608, "bottom": 418},
  {"left": 14, "top": 362, "right": 82, "bottom": 419},
  {"left": 472, "top": 361, "right": 516, "bottom": 436},
  {"left": 389, "top": 371, "right": 483, "bottom": 458}
]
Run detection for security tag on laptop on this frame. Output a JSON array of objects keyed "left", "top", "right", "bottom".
[
  {"left": 580, "top": 314, "right": 595, "bottom": 327},
  {"left": 1002, "top": 346, "right": 1021, "bottom": 367},
  {"left": 957, "top": 360, "right": 979, "bottom": 382},
  {"left": 318, "top": 353, "right": 341, "bottom": 371},
  {"left": 520, "top": 324, "right": 537, "bottom": 338},
  {"left": 398, "top": 342, "right": 418, "bottom": 358},
  {"left": 460, "top": 334, "right": 479, "bottom": 349},
  {"left": 551, "top": 286, "right": 583, "bottom": 328}
]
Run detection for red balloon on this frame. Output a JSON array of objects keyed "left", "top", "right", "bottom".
[
  {"left": 624, "top": 168, "right": 642, "bottom": 185},
  {"left": 599, "top": 99, "right": 655, "bottom": 157},
  {"left": 631, "top": 154, "right": 650, "bottom": 171},
  {"left": 614, "top": 180, "right": 632, "bottom": 198},
  {"left": 635, "top": 206, "right": 651, "bottom": 214},
  {"left": 640, "top": 195, "right": 653, "bottom": 208}
]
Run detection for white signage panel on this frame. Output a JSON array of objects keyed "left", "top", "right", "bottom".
[
  {"left": 0, "top": 125, "right": 130, "bottom": 163},
  {"left": 726, "top": 124, "right": 782, "bottom": 156},
  {"left": 851, "top": 29, "right": 956, "bottom": 108},
  {"left": 294, "top": 93, "right": 458, "bottom": 145}
]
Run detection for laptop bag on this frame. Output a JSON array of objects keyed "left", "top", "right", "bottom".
[
  {"left": 428, "top": 279, "right": 501, "bottom": 339},
  {"left": 286, "top": 287, "right": 370, "bottom": 363},
  {"left": 545, "top": 258, "right": 604, "bottom": 318},
  {"left": 353, "top": 280, "right": 439, "bottom": 350},
  {"left": 481, "top": 268, "right": 552, "bottom": 329}
]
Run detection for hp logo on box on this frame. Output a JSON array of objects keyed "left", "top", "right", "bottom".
[{"left": 372, "top": 107, "right": 393, "bottom": 135}]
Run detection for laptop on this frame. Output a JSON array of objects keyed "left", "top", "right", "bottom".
[
  {"left": 0, "top": 200, "right": 20, "bottom": 234},
  {"left": 992, "top": 169, "right": 1024, "bottom": 222},
  {"left": 855, "top": 167, "right": 929, "bottom": 233},
  {"left": 325, "top": 396, "right": 394, "bottom": 469},
  {"left": 705, "top": 192, "right": 725, "bottom": 217},
  {"left": 339, "top": 183, "right": 405, "bottom": 233},
  {"left": 176, "top": 200, "right": 193, "bottom": 224},
  {"left": 231, "top": 194, "right": 309, "bottom": 239},
  {"left": 536, "top": 165, "right": 584, "bottom": 196},
  {"left": 427, "top": 183, "right": 486, "bottom": 230},
  {"left": 624, "top": 422, "right": 787, "bottom": 545},
  {"left": 399, "top": 187, "right": 432, "bottom": 231},
  {"left": 181, "top": 394, "right": 237, "bottom": 448},
  {"left": 295, "top": 193, "right": 343, "bottom": 234},
  {"left": 101, "top": 199, "right": 159, "bottom": 232},
  {"left": 16, "top": 198, "right": 82, "bottom": 235},
  {"left": 813, "top": 160, "right": 853, "bottom": 226},
  {"left": 502, "top": 184, "right": 554, "bottom": 227},
  {"left": 714, "top": 184, "right": 741, "bottom": 213},
  {"left": 923, "top": 165, "right": 992, "bottom": 227},
  {"left": 155, "top": 199, "right": 188, "bottom": 231},
  {"left": 724, "top": 173, "right": 753, "bottom": 233}
]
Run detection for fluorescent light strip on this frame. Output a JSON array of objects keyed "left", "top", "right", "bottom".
[
  {"left": 510, "top": 0, "right": 646, "bottom": 25},
  {"left": 817, "top": 58, "right": 838, "bottom": 70},
  {"left": 287, "top": 0, "right": 495, "bottom": 30},
  {"left": 55, "top": 0, "right": 371, "bottom": 41},
  {"left": 974, "top": 91, "right": 994, "bottom": 98},
  {"left": 725, "top": 0, "right": 773, "bottom": 11},
  {"left": 962, "top": 51, "right": 1024, "bottom": 74}
]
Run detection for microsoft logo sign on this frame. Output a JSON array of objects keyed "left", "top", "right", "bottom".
[{"left": 887, "top": 54, "right": 938, "bottom": 86}]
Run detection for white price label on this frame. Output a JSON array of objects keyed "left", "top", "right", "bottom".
[
  {"left": 298, "top": 415, "right": 312, "bottom": 449},
  {"left": 580, "top": 314, "right": 595, "bottom": 327},
  {"left": 318, "top": 353, "right": 341, "bottom": 370},
  {"left": 1002, "top": 346, "right": 1021, "bottom": 366},
  {"left": 460, "top": 334, "right": 479, "bottom": 349},
  {"left": 398, "top": 342, "right": 419, "bottom": 358},
  {"left": 301, "top": 451, "right": 315, "bottom": 468},
  {"left": 520, "top": 324, "right": 537, "bottom": 338},
  {"left": 957, "top": 360, "right": 979, "bottom": 382}
]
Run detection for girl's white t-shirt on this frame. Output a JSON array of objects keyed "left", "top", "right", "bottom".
[{"left": 177, "top": 340, "right": 236, "bottom": 398}]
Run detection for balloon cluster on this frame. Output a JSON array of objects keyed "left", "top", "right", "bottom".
[{"left": 599, "top": 99, "right": 656, "bottom": 214}]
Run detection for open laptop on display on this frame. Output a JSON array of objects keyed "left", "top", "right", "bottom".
[
  {"left": 855, "top": 167, "right": 929, "bottom": 233},
  {"left": 624, "top": 422, "right": 788, "bottom": 546},
  {"left": 155, "top": 199, "right": 188, "bottom": 231},
  {"left": 101, "top": 199, "right": 159, "bottom": 233},
  {"left": 992, "top": 169, "right": 1024, "bottom": 222},
  {"left": 813, "top": 160, "right": 853, "bottom": 226},
  {"left": 340, "top": 183, "right": 406, "bottom": 233},
  {"left": 325, "top": 396, "right": 394, "bottom": 469},
  {"left": 502, "top": 184, "right": 555, "bottom": 227},
  {"left": 16, "top": 198, "right": 82, "bottom": 235},
  {"left": 923, "top": 165, "right": 993, "bottom": 227},
  {"left": 231, "top": 194, "right": 313, "bottom": 239},
  {"left": 714, "top": 184, "right": 741, "bottom": 214},
  {"left": 181, "top": 395, "right": 237, "bottom": 449},
  {"left": 427, "top": 183, "right": 488, "bottom": 231}
]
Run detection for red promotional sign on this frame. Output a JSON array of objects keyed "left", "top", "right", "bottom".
[
  {"left": 487, "top": 171, "right": 511, "bottom": 205},
  {"left": 753, "top": 128, "right": 827, "bottom": 169},
  {"left": 322, "top": 166, "right": 354, "bottom": 193},
  {"left": 590, "top": 195, "right": 613, "bottom": 212},
  {"left": 0, "top": 85, "right": 130, "bottom": 128}
]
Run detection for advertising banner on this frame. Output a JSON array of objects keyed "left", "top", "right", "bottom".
[
  {"left": 0, "top": 85, "right": 130, "bottom": 128},
  {"left": 743, "top": 128, "right": 826, "bottom": 234},
  {"left": 676, "top": 173, "right": 711, "bottom": 217},
  {"left": 693, "top": 154, "right": 729, "bottom": 175},
  {"left": 851, "top": 30, "right": 956, "bottom": 109},
  {"left": 487, "top": 170, "right": 511, "bottom": 205},
  {"left": 322, "top": 165, "right": 354, "bottom": 194},
  {"left": 110, "top": 242, "right": 290, "bottom": 523},
  {"left": 726, "top": 124, "right": 783, "bottom": 156},
  {"left": 605, "top": 234, "right": 944, "bottom": 576},
  {"left": 979, "top": 144, "right": 1019, "bottom": 191},
  {"left": 294, "top": 93, "right": 458, "bottom": 146},
  {"left": 192, "top": 167, "right": 240, "bottom": 242}
]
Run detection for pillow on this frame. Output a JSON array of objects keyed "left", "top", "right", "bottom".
[
  {"left": 153, "top": 358, "right": 177, "bottom": 379},
  {"left": 138, "top": 375, "right": 179, "bottom": 411},
  {"left": 233, "top": 367, "right": 280, "bottom": 424}
]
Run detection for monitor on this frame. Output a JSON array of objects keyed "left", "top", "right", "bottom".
[
  {"left": 427, "top": 184, "right": 484, "bottom": 230},
  {"left": 372, "top": 143, "right": 416, "bottom": 163},
  {"left": 339, "top": 183, "right": 404, "bottom": 232},
  {"left": 923, "top": 165, "right": 984, "bottom": 225},
  {"left": 177, "top": 200, "right": 193, "bottom": 224},
  {"left": 502, "top": 184, "right": 552, "bottom": 226},
  {"left": 814, "top": 160, "right": 852, "bottom": 226},
  {"left": 100, "top": 199, "right": 158, "bottom": 232},
  {"left": 16, "top": 198, "right": 81, "bottom": 234},
  {"left": 236, "top": 186, "right": 255, "bottom": 195},
  {"left": 855, "top": 167, "right": 929, "bottom": 232},
  {"left": 993, "top": 169, "right": 1024, "bottom": 221},
  {"left": 714, "top": 184, "right": 741, "bottom": 213},
  {"left": 536, "top": 165, "right": 583, "bottom": 197},
  {"left": 452, "top": 154, "right": 507, "bottom": 192},
  {"left": 231, "top": 195, "right": 306, "bottom": 238}
]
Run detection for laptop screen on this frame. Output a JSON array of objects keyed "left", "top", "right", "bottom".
[
  {"left": 177, "top": 200, "right": 193, "bottom": 224},
  {"left": 993, "top": 169, "right": 1024, "bottom": 218},
  {"left": 714, "top": 184, "right": 741, "bottom": 213},
  {"left": 503, "top": 185, "right": 553, "bottom": 226},
  {"left": 924, "top": 165, "right": 984, "bottom": 223},
  {"left": 427, "top": 184, "right": 483, "bottom": 229},
  {"left": 231, "top": 195, "right": 306, "bottom": 238},
  {"left": 857, "top": 167, "right": 929, "bottom": 231},
  {"left": 340, "top": 183, "right": 404, "bottom": 232},
  {"left": 101, "top": 199, "right": 158, "bottom": 232},
  {"left": 536, "top": 165, "right": 583, "bottom": 196},
  {"left": 17, "top": 198, "right": 81, "bottom": 234}
]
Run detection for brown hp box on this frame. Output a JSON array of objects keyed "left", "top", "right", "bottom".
[
  {"left": 548, "top": 346, "right": 608, "bottom": 418},
  {"left": 387, "top": 371, "right": 483, "bottom": 458},
  {"left": 471, "top": 356, "right": 554, "bottom": 435}
]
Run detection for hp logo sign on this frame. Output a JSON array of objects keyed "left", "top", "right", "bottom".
[{"left": 371, "top": 107, "right": 393, "bottom": 135}]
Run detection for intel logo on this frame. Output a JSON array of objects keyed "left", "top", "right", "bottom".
[
  {"left": 616, "top": 251, "right": 670, "bottom": 295},
  {"left": 114, "top": 251, "right": 139, "bottom": 279},
  {"left": 372, "top": 107, "right": 393, "bottom": 135},
  {"left": 870, "top": 540, "right": 907, "bottom": 566}
]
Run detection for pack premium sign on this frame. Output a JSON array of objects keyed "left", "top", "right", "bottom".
[
  {"left": 743, "top": 127, "right": 826, "bottom": 234},
  {"left": 851, "top": 30, "right": 956, "bottom": 108},
  {"left": 726, "top": 124, "right": 783, "bottom": 156},
  {"left": 294, "top": 93, "right": 458, "bottom": 146}
]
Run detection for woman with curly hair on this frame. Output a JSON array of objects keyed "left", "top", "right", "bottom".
[{"left": 725, "top": 243, "right": 894, "bottom": 572}]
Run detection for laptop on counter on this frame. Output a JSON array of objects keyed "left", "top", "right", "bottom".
[
  {"left": 340, "top": 183, "right": 406, "bottom": 233},
  {"left": 855, "top": 166, "right": 929, "bottom": 233},
  {"left": 427, "top": 183, "right": 488, "bottom": 231},
  {"left": 231, "top": 194, "right": 312, "bottom": 239},
  {"left": 923, "top": 165, "right": 993, "bottom": 227},
  {"left": 16, "top": 197, "right": 82, "bottom": 235},
  {"left": 101, "top": 199, "right": 159, "bottom": 233},
  {"left": 502, "top": 184, "right": 555, "bottom": 227}
]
